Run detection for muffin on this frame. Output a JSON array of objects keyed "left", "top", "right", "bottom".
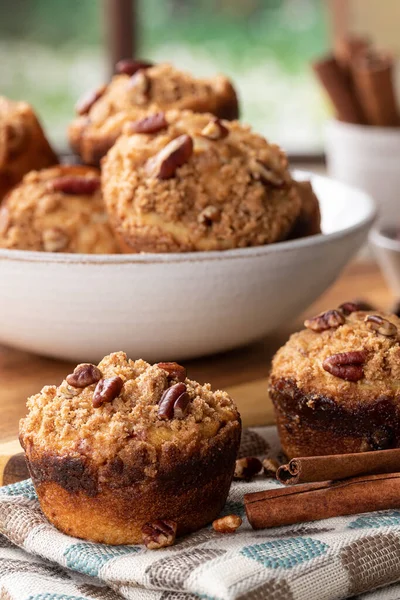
[
  {"left": 287, "top": 180, "right": 321, "bottom": 239},
  {"left": 0, "top": 165, "right": 119, "bottom": 253},
  {"left": 19, "top": 352, "right": 241, "bottom": 545},
  {"left": 0, "top": 96, "right": 58, "bottom": 201},
  {"left": 269, "top": 306, "right": 400, "bottom": 458},
  {"left": 101, "top": 109, "right": 301, "bottom": 252},
  {"left": 68, "top": 61, "right": 239, "bottom": 166}
]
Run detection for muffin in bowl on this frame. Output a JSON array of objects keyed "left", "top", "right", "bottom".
[
  {"left": 19, "top": 352, "right": 241, "bottom": 545},
  {"left": 269, "top": 305, "right": 400, "bottom": 458},
  {"left": 0, "top": 96, "right": 58, "bottom": 202},
  {"left": 68, "top": 61, "right": 239, "bottom": 166},
  {"left": 101, "top": 109, "right": 301, "bottom": 252},
  {"left": 0, "top": 165, "right": 119, "bottom": 253}
]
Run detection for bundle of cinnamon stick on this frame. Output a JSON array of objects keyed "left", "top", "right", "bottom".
[
  {"left": 245, "top": 448, "right": 400, "bottom": 529},
  {"left": 313, "top": 35, "right": 400, "bottom": 127}
]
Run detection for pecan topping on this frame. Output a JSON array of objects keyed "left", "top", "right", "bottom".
[
  {"left": 92, "top": 376, "right": 124, "bottom": 408},
  {"left": 156, "top": 362, "right": 186, "bottom": 382},
  {"left": 116, "top": 58, "right": 153, "bottom": 76},
  {"left": 250, "top": 159, "right": 285, "bottom": 188},
  {"left": 129, "top": 70, "right": 150, "bottom": 105},
  {"left": 212, "top": 514, "right": 242, "bottom": 534},
  {"left": 66, "top": 363, "right": 102, "bottom": 388},
  {"left": 76, "top": 85, "right": 106, "bottom": 115},
  {"left": 142, "top": 519, "right": 177, "bottom": 549},
  {"left": 198, "top": 205, "right": 221, "bottom": 225},
  {"left": 262, "top": 457, "right": 280, "bottom": 478},
  {"left": 365, "top": 314, "right": 397, "bottom": 337},
  {"left": 234, "top": 457, "right": 263, "bottom": 481},
  {"left": 338, "top": 300, "right": 374, "bottom": 315},
  {"left": 126, "top": 112, "right": 168, "bottom": 135},
  {"left": 147, "top": 134, "right": 193, "bottom": 180},
  {"left": 322, "top": 351, "right": 367, "bottom": 382},
  {"left": 304, "top": 309, "right": 345, "bottom": 332},
  {"left": 200, "top": 117, "right": 229, "bottom": 140},
  {"left": 158, "top": 382, "right": 190, "bottom": 419},
  {"left": 47, "top": 175, "right": 100, "bottom": 195},
  {"left": 42, "top": 228, "right": 69, "bottom": 252}
]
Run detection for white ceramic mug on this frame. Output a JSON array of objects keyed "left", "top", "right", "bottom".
[{"left": 326, "top": 119, "right": 400, "bottom": 223}]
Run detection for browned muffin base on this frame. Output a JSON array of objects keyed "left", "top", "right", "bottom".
[{"left": 270, "top": 377, "right": 399, "bottom": 459}]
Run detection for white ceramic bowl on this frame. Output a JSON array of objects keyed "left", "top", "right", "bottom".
[
  {"left": 326, "top": 119, "right": 400, "bottom": 222},
  {"left": 0, "top": 171, "right": 376, "bottom": 363},
  {"left": 370, "top": 224, "right": 400, "bottom": 296}
]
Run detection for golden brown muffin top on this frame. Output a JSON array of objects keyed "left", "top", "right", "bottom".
[
  {"left": 101, "top": 109, "right": 300, "bottom": 252},
  {"left": 271, "top": 307, "right": 400, "bottom": 406},
  {"left": 0, "top": 165, "right": 119, "bottom": 253},
  {"left": 70, "top": 63, "right": 236, "bottom": 135},
  {"left": 19, "top": 352, "right": 240, "bottom": 465}
]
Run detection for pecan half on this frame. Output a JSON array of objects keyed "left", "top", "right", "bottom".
[
  {"left": 198, "top": 205, "right": 221, "bottom": 225},
  {"left": 147, "top": 134, "right": 193, "bottom": 180},
  {"left": 48, "top": 175, "right": 100, "bottom": 195},
  {"left": 304, "top": 309, "right": 345, "bottom": 332},
  {"left": 92, "top": 376, "right": 124, "bottom": 408},
  {"left": 142, "top": 519, "right": 177, "bottom": 549},
  {"left": 129, "top": 70, "right": 150, "bottom": 104},
  {"left": 158, "top": 382, "right": 190, "bottom": 419},
  {"left": 250, "top": 159, "right": 285, "bottom": 188},
  {"left": 200, "top": 117, "right": 229, "bottom": 140},
  {"left": 156, "top": 362, "right": 186, "bottom": 382},
  {"left": 126, "top": 112, "right": 168, "bottom": 135},
  {"left": 76, "top": 85, "right": 106, "bottom": 115},
  {"left": 66, "top": 363, "right": 102, "bottom": 388},
  {"left": 365, "top": 314, "right": 397, "bottom": 337},
  {"left": 42, "top": 228, "right": 69, "bottom": 252},
  {"left": 212, "top": 514, "right": 242, "bottom": 534},
  {"left": 262, "top": 457, "right": 280, "bottom": 478},
  {"left": 322, "top": 351, "right": 367, "bottom": 382},
  {"left": 338, "top": 300, "right": 374, "bottom": 315},
  {"left": 234, "top": 457, "right": 263, "bottom": 481},
  {"left": 116, "top": 58, "right": 153, "bottom": 76}
]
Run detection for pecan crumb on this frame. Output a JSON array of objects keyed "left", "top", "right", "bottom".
[
  {"left": 158, "top": 382, "right": 190, "bottom": 420},
  {"left": 200, "top": 117, "right": 229, "bottom": 140},
  {"left": 365, "top": 314, "right": 397, "bottom": 337},
  {"left": 322, "top": 351, "right": 367, "bottom": 382},
  {"left": 146, "top": 134, "right": 193, "bottom": 180},
  {"left": 304, "top": 309, "right": 345, "bottom": 332},
  {"left": 66, "top": 364, "right": 102, "bottom": 388},
  {"left": 126, "top": 112, "right": 168, "bottom": 135},
  {"left": 142, "top": 519, "right": 177, "bottom": 549},
  {"left": 262, "top": 457, "right": 280, "bottom": 478},
  {"left": 47, "top": 175, "right": 100, "bottom": 195},
  {"left": 234, "top": 457, "right": 263, "bottom": 481},
  {"left": 212, "top": 514, "right": 242, "bottom": 534},
  {"left": 156, "top": 362, "right": 186, "bottom": 382},
  {"left": 92, "top": 376, "right": 124, "bottom": 408}
]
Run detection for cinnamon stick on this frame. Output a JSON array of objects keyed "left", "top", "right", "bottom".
[
  {"left": 352, "top": 50, "right": 400, "bottom": 126},
  {"left": 277, "top": 448, "right": 400, "bottom": 485},
  {"left": 334, "top": 35, "right": 370, "bottom": 76},
  {"left": 245, "top": 473, "right": 400, "bottom": 529},
  {"left": 312, "top": 55, "right": 365, "bottom": 124}
]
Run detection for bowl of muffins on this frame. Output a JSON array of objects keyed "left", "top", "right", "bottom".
[{"left": 0, "top": 59, "right": 376, "bottom": 362}]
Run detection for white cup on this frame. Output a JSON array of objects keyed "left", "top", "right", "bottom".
[{"left": 325, "top": 119, "right": 400, "bottom": 222}]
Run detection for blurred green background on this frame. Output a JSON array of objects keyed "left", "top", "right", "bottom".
[{"left": 0, "top": 0, "right": 330, "bottom": 153}]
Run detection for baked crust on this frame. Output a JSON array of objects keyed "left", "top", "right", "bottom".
[
  {"left": 68, "top": 63, "right": 239, "bottom": 166},
  {"left": 0, "top": 96, "right": 58, "bottom": 201},
  {"left": 270, "top": 310, "right": 400, "bottom": 458},
  {"left": 20, "top": 352, "right": 241, "bottom": 544},
  {"left": 101, "top": 110, "right": 301, "bottom": 253},
  {"left": 0, "top": 164, "right": 119, "bottom": 253}
]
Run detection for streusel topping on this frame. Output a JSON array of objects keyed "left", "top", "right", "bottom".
[
  {"left": 271, "top": 310, "right": 400, "bottom": 407},
  {"left": 0, "top": 165, "right": 119, "bottom": 253},
  {"left": 20, "top": 352, "right": 239, "bottom": 463},
  {"left": 102, "top": 109, "right": 301, "bottom": 252}
]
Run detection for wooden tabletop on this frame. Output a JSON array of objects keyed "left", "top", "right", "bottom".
[{"left": 0, "top": 260, "right": 393, "bottom": 451}]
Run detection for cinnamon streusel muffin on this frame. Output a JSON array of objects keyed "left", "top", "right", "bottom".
[
  {"left": 287, "top": 180, "right": 321, "bottom": 239},
  {"left": 0, "top": 96, "right": 57, "bottom": 201},
  {"left": 68, "top": 61, "right": 239, "bottom": 165},
  {"left": 19, "top": 353, "right": 241, "bottom": 545},
  {"left": 0, "top": 165, "right": 119, "bottom": 253},
  {"left": 270, "top": 305, "right": 400, "bottom": 458},
  {"left": 101, "top": 109, "right": 301, "bottom": 252}
]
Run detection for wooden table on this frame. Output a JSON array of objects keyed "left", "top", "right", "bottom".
[{"left": 0, "top": 260, "right": 392, "bottom": 458}]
